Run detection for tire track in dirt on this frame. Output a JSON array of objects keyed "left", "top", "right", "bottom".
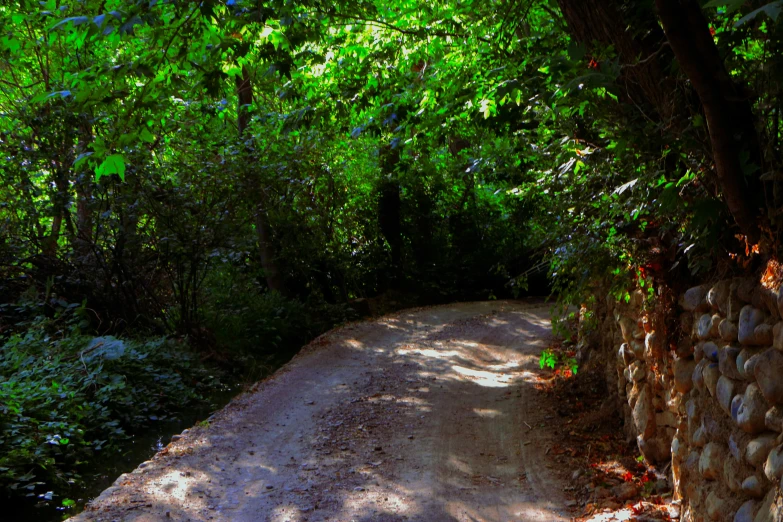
[{"left": 71, "top": 300, "right": 571, "bottom": 522}]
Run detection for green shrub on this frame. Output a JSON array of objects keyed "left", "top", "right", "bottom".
[
  {"left": 200, "top": 264, "right": 354, "bottom": 359},
  {"left": 0, "top": 315, "right": 221, "bottom": 498},
  {"left": 539, "top": 347, "right": 578, "bottom": 377}
]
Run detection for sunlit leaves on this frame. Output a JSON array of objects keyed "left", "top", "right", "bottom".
[
  {"left": 139, "top": 128, "right": 156, "bottom": 143},
  {"left": 703, "top": 0, "right": 747, "bottom": 13},
  {"left": 95, "top": 154, "right": 126, "bottom": 181},
  {"left": 735, "top": 1, "right": 783, "bottom": 26},
  {"left": 260, "top": 25, "right": 288, "bottom": 50}
]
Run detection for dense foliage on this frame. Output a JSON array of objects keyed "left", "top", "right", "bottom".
[
  {"left": 0, "top": 305, "right": 221, "bottom": 500},
  {"left": 2, "top": 0, "right": 783, "bottom": 515}
]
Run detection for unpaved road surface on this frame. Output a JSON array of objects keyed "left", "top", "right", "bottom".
[{"left": 72, "top": 301, "right": 571, "bottom": 522}]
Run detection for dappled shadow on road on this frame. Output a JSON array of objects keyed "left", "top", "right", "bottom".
[{"left": 74, "top": 300, "right": 569, "bottom": 522}]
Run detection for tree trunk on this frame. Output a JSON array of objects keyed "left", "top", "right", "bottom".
[
  {"left": 556, "top": 0, "right": 763, "bottom": 242},
  {"left": 378, "top": 145, "right": 402, "bottom": 285},
  {"left": 236, "top": 66, "right": 285, "bottom": 293},
  {"left": 44, "top": 212, "right": 62, "bottom": 257},
  {"left": 75, "top": 119, "right": 94, "bottom": 258},
  {"left": 555, "top": 0, "right": 677, "bottom": 122},
  {"left": 44, "top": 168, "right": 69, "bottom": 257},
  {"left": 655, "top": 0, "right": 763, "bottom": 242}
]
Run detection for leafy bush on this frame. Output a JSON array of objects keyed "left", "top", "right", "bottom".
[
  {"left": 539, "top": 347, "right": 579, "bottom": 377},
  {"left": 0, "top": 313, "right": 222, "bottom": 498},
  {"left": 200, "top": 264, "right": 354, "bottom": 360}
]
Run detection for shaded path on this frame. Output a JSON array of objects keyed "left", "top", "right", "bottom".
[{"left": 71, "top": 301, "right": 570, "bottom": 522}]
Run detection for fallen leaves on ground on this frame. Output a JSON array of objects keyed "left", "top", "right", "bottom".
[{"left": 534, "top": 342, "right": 680, "bottom": 521}]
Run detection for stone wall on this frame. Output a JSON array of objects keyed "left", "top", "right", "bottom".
[{"left": 602, "top": 277, "right": 783, "bottom": 521}]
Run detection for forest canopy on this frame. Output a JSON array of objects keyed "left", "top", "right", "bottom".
[{"left": 2, "top": 0, "right": 782, "bottom": 514}]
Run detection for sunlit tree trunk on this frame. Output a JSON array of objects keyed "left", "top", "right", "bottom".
[{"left": 236, "top": 66, "right": 285, "bottom": 293}]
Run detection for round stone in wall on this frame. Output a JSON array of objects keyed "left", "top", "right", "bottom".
[
  {"left": 719, "top": 345, "right": 743, "bottom": 380},
  {"left": 704, "top": 362, "right": 721, "bottom": 397},
  {"left": 754, "top": 349, "right": 783, "bottom": 406},
  {"left": 682, "top": 285, "right": 709, "bottom": 312},
  {"left": 737, "top": 383, "right": 771, "bottom": 434},
  {"left": 764, "top": 444, "right": 783, "bottom": 482},
  {"left": 737, "top": 347, "right": 765, "bottom": 380},
  {"left": 746, "top": 433, "right": 778, "bottom": 468},
  {"left": 720, "top": 319, "right": 739, "bottom": 342},
  {"left": 741, "top": 475, "right": 767, "bottom": 499},
  {"left": 703, "top": 341, "right": 720, "bottom": 362},
  {"left": 739, "top": 306, "right": 768, "bottom": 345},
  {"left": 708, "top": 280, "right": 731, "bottom": 313},
  {"left": 734, "top": 499, "right": 759, "bottom": 522},
  {"left": 716, "top": 376, "right": 739, "bottom": 416},
  {"left": 674, "top": 357, "right": 696, "bottom": 394},
  {"left": 698, "top": 313, "right": 714, "bottom": 340},
  {"left": 699, "top": 442, "right": 725, "bottom": 479},
  {"left": 766, "top": 406, "right": 783, "bottom": 432},
  {"left": 705, "top": 491, "right": 726, "bottom": 520}
]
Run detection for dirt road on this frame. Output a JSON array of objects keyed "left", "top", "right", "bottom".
[{"left": 72, "top": 301, "right": 571, "bottom": 522}]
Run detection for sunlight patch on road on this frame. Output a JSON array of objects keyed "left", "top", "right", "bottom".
[
  {"left": 451, "top": 365, "right": 512, "bottom": 387},
  {"left": 333, "top": 480, "right": 420, "bottom": 520},
  {"left": 584, "top": 507, "right": 636, "bottom": 521},
  {"left": 454, "top": 340, "right": 480, "bottom": 348},
  {"left": 247, "top": 462, "right": 278, "bottom": 474},
  {"left": 447, "top": 454, "right": 473, "bottom": 474},
  {"left": 518, "top": 315, "right": 551, "bottom": 329},
  {"left": 154, "top": 470, "right": 199, "bottom": 502},
  {"left": 380, "top": 318, "right": 418, "bottom": 331},
  {"left": 485, "top": 360, "right": 522, "bottom": 372},
  {"left": 445, "top": 500, "right": 567, "bottom": 521},
  {"left": 397, "top": 347, "right": 462, "bottom": 358},
  {"left": 472, "top": 407, "right": 503, "bottom": 418},
  {"left": 516, "top": 370, "right": 540, "bottom": 383},
  {"left": 397, "top": 396, "right": 430, "bottom": 406},
  {"left": 269, "top": 504, "right": 303, "bottom": 521},
  {"left": 487, "top": 317, "right": 510, "bottom": 325}
]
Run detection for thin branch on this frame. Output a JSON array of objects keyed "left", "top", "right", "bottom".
[
  {"left": 0, "top": 78, "right": 44, "bottom": 90},
  {"left": 328, "top": 13, "right": 512, "bottom": 58},
  {"left": 620, "top": 42, "right": 670, "bottom": 70}
]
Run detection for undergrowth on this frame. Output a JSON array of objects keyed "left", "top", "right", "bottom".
[
  {"left": 0, "top": 303, "right": 222, "bottom": 504},
  {"left": 539, "top": 345, "right": 579, "bottom": 377}
]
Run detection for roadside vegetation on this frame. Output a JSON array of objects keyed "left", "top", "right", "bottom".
[{"left": 2, "top": 0, "right": 782, "bottom": 517}]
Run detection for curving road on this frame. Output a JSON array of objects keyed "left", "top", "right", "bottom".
[{"left": 71, "top": 301, "right": 570, "bottom": 522}]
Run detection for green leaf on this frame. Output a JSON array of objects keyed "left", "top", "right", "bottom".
[
  {"left": 735, "top": 1, "right": 783, "bottom": 26},
  {"left": 139, "top": 128, "right": 155, "bottom": 143},
  {"left": 567, "top": 42, "right": 586, "bottom": 62},
  {"left": 51, "top": 16, "right": 90, "bottom": 30},
  {"left": 95, "top": 154, "right": 126, "bottom": 181},
  {"left": 1, "top": 36, "right": 21, "bottom": 53},
  {"left": 704, "top": 0, "right": 746, "bottom": 12}
]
